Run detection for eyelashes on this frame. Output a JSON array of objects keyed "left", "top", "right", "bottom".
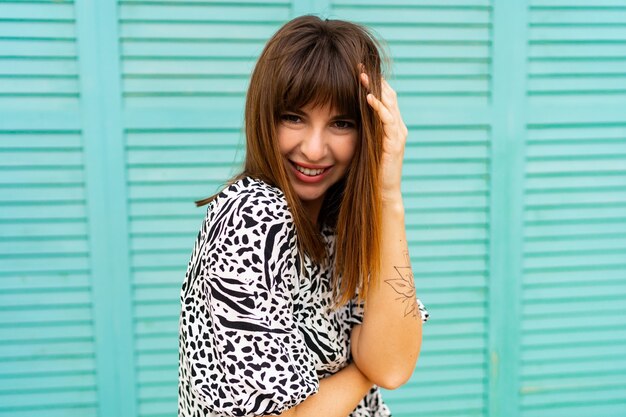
[
  {"left": 280, "top": 113, "right": 302, "bottom": 124},
  {"left": 332, "top": 120, "right": 356, "bottom": 129},
  {"left": 279, "top": 113, "right": 356, "bottom": 130}
]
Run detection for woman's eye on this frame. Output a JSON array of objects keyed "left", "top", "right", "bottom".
[
  {"left": 333, "top": 120, "right": 355, "bottom": 129},
  {"left": 281, "top": 114, "right": 301, "bottom": 123}
]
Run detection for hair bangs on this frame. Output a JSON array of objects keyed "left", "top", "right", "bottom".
[{"left": 279, "top": 42, "right": 360, "bottom": 120}]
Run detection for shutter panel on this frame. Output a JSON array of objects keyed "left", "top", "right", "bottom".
[
  {"left": 3, "top": 1, "right": 626, "bottom": 416},
  {"left": 330, "top": 1, "right": 492, "bottom": 416},
  {"left": 521, "top": 120, "right": 626, "bottom": 417},
  {"left": 0, "top": 1, "right": 80, "bottom": 110},
  {"left": 521, "top": 1, "right": 626, "bottom": 416},
  {"left": 0, "top": 1, "right": 98, "bottom": 416},
  {"left": 117, "top": 2, "right": 295, "bottom": 415},
  {"left": 528, "top": 1, "right": 626, "bottom": 106}
]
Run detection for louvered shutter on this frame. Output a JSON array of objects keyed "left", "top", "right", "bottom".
[
  {"left": 520, "top": 2, "right": 626, "bottom": 416},
  {"left": 2, "top": 1, "right": 626, "bottom": 416},
  {"left": 0, "top": 1, "right": 98, "bottom": 416}
]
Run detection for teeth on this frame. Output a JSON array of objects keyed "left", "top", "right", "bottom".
[{"left": 294, "top": 164, "right": 325, "bottom": 176}]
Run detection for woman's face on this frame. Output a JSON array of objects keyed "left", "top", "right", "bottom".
[{"left": 277, "top": 103, "right": 358, "bottom": 221}]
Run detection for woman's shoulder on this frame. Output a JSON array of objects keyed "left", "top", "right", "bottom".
[
  {"left": 207, "top": 176, "right": 293, "bottom": 225},
  {"left": 218, "top": 176, "right": 285, "bottom": 199}
]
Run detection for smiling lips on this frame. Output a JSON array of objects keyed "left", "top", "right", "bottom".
[
  {"left": 289, "top": 160, "right": 333, "bottom": 183},
  {"left": 295, "top": 165, "right": 325, "bottom": 176},
  {"left": 289, "top": 161, "right": 332, "bottom": 177}
]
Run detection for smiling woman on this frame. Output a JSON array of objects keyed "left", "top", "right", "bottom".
[
  {"left": 179, "top": 15, "right": 429, "bottom": 417},
  {"left": 278, "top": 103, "right": 358, "bottom": 221}
]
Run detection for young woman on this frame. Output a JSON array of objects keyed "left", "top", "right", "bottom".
[{"left": 178, "top": 15, "right": 429, "bottom": 417}]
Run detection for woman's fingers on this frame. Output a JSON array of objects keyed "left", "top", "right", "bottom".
[
  {"left": 361, "top": 72, "right": 407, "bottom": 140},
  {"left": 359, "top": 71, "right": 370, "bottom": 89},
  {"left": 361, "top": 72, "right": 399, "bottom": 114},
  {"left": 360, "top": 69, "right": 408, "bottom": 184},
  {"left": 380, "top": 78, "right": 399, "bottom": 112},
  {"left": 366, "top": 93, "right": 394, "bottom": 124}
]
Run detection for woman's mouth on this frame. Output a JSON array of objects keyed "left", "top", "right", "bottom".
[
  {"left": 294, "top": 164, "right": 326, "bottom": 176},
  {"left": 289, "top": 161, "right": 333, "bottom": 183}
]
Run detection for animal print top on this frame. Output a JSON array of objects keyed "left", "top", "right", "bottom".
[{"left": 178, "top": 176, "right": 429, "bottom": 417}]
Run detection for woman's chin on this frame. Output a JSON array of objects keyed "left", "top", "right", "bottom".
[{"left": 293, "top": 189, "right": 326, "bottom": 204}]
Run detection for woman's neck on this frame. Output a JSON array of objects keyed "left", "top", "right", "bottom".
[{"left": 301, "top": 198, "right": 324, "bottom": 226}]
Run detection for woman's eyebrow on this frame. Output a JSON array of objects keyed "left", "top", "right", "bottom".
[
  {"left": 331, "top": 114, "right": 356, "bottom": 120},
  {"left": 285, "top": 108, "right": 306, "bottom": 115}
]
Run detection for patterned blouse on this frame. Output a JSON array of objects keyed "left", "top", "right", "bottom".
[{"left": 178, "top": 176, "right": 429, "bottom": 417}]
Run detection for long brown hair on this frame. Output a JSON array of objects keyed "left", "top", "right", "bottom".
[{"left": 195, "top": 15, "right": 387, "bottom": 307}]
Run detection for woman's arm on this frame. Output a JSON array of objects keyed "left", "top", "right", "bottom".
[
  {"left": 352, "top": 197, "right": 423, "bottom": 389},
  {"left": 351, "top": 72, "right": 424, "bottom": 390},
  {"left": 268, "top": 363, "right": 373, "bottom": 417}
]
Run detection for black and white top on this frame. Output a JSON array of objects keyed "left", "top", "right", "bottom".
[{"left": 178, "top": 176, "right": 429, "bottom": 417}]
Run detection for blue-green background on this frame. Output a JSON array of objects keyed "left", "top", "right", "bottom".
[{"left": 1, "top": 0, "right": 626, "bottom": 416}]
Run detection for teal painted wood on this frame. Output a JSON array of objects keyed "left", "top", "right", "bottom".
[
  {"left": 0, "top": 0, "right": 80, "bottom": 113},
  {"left": 520, "top": 2, "right": 626, "bottom": 416},
  {"left": 293, "top": 0, "right": 331, "bottom": 15},
  {"left": 2, "top": 0, "right": 626, "bottom": 416},
  {"left": 489, "top": 2, "right": 528, "bottom": 417},
  {"left": 0, "top": 0, "right": 98, "bottom": 416},
  {"left": 74, "top": 1, "right": 137, "bottom": 417}
]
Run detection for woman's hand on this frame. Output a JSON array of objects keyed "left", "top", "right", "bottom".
[{"left": 360, "top": 71, "right": 408, "bottom": 201}]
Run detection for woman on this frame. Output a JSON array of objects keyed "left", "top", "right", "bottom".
[{"left": 179, "top": 15, "right": 429, "bottom": 417}]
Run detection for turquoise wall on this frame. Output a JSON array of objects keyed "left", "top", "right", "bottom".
[{"left": 1, "top": 0, "right": 626, "bottom": 416}]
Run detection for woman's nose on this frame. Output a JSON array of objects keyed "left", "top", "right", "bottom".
[{"left": 300, "top": 128, "right": 327, "bottom": 162}]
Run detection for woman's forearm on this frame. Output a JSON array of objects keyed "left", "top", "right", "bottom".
[
  {"left": 269, "top": 363, "right": 372, "bottom": 417},
  {"left": 352, "top": 193, "right": 424, "bottom": 389}
]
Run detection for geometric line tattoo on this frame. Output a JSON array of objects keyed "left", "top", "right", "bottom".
[{"left": 384, "top": 251, "right": 420, "bottom": 319}]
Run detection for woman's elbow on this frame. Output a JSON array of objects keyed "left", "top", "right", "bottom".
[
  {"left": 366, "top": 365, "right": 415, "bottom": 390},
  {"left": 375, "top": 371, "right": 412, "bottom": 390},
  {"left": 355, "top": 342, "right": 423, "bottom": 389}
]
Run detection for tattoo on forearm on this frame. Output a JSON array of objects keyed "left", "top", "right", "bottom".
[{"left": 384, "top": 251, "right": 420, "bottom": 319}]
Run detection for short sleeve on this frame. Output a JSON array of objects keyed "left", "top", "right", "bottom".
[
  {"left": 349, "top": 296, "right": 430, "bottom": 324},
  {"left": 347, "top": 297, "right": 365, "bottom": 326},
  {"left": 416, "top": 298, "right": 430, "bottom": 323},
  {"left": 179, "top": 183, "right": 319, "bottom": 416}
]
